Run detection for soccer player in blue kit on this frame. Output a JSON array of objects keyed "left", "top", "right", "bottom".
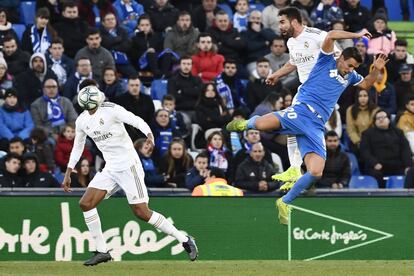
[{"left": 226, "top": 29, "right": 388, "bottom": 225}]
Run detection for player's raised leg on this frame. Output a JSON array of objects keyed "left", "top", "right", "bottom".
[
  {"left": 277, "top": 152, "right": 325, "bottom": 225},
  {"left": 226, "top": 113, "right": 282, "bottom": 132},
  {"left": 130, "top": 203, "right": 198, "bottom": 261},
  {"left": 79, "top": 187, "right": 112, "bottom": 266}
]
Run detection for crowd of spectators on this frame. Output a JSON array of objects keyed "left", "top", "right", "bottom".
[{"left": 0, "top": 0, "right": 414, "bottom": 191}]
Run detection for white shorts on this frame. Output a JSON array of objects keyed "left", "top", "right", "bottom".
[{"left": 88, "top": 162, "right": 149, "bottom": 204}]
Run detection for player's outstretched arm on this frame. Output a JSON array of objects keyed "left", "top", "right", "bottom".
[
  {"left": 265, "top": 62, "right": 297, "bottom": 85},
  {"left": 322, "top": 30, "right": 372, "bottom": 54},
  {"left": 358, "top": 53, "right": 389, "bottom": 90}
]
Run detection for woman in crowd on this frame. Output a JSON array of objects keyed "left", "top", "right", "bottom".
[
  {"left": 158, "top": 137, "right": 193, "bottom": 188},
  {"left": 70, "top": 157, "right": 93, "bottom": 187},
  {"left": 22, "top": 8, "right": 57, "bottom": 54},
  {"left": 195, "top": 83, "right": 231, "bottom": 132},
  {"left": 346, "top": 89, "right": 379, "bottom": 156}
]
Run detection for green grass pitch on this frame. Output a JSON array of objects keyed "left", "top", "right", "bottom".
[{"left": 1, "top": 260, "right": 414, "bottom": 276}]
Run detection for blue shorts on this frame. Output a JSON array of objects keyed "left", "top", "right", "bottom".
[{"left": 273, "top": 103, "right": 326, "bottom": 160}]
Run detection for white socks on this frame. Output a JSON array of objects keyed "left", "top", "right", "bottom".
[
  {"left": 83, "top": 208, "right": 107, "bottom": 253},
  {"left": 287, "top": 136, "right": 302, "bottom": 168},
  {"left": 148, "top": 211, "right": 188, "bottom": 243}
]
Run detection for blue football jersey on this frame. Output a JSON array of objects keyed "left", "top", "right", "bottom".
[{"left": 296, "top": 50, "right": 364, "bottom": 122}]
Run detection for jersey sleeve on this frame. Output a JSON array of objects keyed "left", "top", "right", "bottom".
[
  {"left": 315, "top": 51, "right": 334, "bottom": 68},
  {"left": 113, "top": 104, "right": 153, "bottom": 137},
  {"left": 351, "top": 71, "right": 364, "bottom": 86},
  {"left": 68, "top": 117, "right": 87, "bottom": 169}
]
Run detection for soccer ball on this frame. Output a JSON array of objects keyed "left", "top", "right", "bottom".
[{"left": 77, "top": 86, "right": 103, "bottom": 110}]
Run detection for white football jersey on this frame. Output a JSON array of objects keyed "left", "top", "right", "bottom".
[
  {"left": 287, "top": 26, "right": 328, "bottom": 84},
  {"left": 68, "top": 102, "right": 153, "bottom": 171}
]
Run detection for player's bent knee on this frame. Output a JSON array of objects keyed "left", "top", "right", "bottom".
[
  {"left": 79, "top": 199, "right": 93, "bottom": 211},
  {"left": 131, "top": 204, "right": 152, "bottom": 221}
]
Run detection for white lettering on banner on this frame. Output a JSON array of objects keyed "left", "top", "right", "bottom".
[
  {"left": 0, "top": 202, "right": 185, "bottom": 260},
  {"left": 293, "top": 226, "right": 367, "bottom": 245},
  {"left": 0, "top": 227, "right": 19, "bottom": 252},
  {"left": 20, "top": 220, "right": 50, "bottom": 254}
]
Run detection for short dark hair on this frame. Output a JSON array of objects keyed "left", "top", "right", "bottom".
[
  {"left": 325, "top": 130, "right": 339, "bottom": 139},
  {"left": 341, "top": 47, "right": 363, "bottom": 63},
  {"left": 224, "top": 59, "right": 237, "bottom": 66},
  {"left": 162, "top": 94, "right": 175, "bottom": 103},
  {"left": 178, "top": 10, "right": 191, "bottom": 18},
  {"left": 256, "top": 57, "right": 270, "bottom": 64},
  {"left": 197, "top": 32, "right": 213, "bottom": 43},
  {"left": 128, "top": 74, "right": 141, "bottom": 82},
  {"left": 405, "top": 95, "right": 414, "bottom": 105},
  {"left": 42, "top": 77, "right": 58, "bottom": 87},
  {"left": 137, "top": 14, "right": 151, "bottom": 25},
  {"left": 3, "top": 34, "right": 17, "bottom": 44},
  {"left": 87, "top": 27, "right": 100, "bottom": 37},
  {"left": 9, "top": 137, "right": 25, "bottom": 145},
  {"left": 271, "top": 36, "right": 285, "bottom": 44},
  {"left": 195, "top": 150, "right": 209, "bottom": 160},
  {"left": 79, "top": 79, "right": 99, "bottom": 90},
  {"left": 51, "top": 37, "right": 64, "bottom": 45},
  {"left": 76, "top": 57, "right": 91, "bottom": 67},
  {"left": 62, "top": 0, "right": 77, "bottom": 11},
  {"left": 36, "top": 7, "right": 50, "bottom": 19},
  {"left": 209, "top": 167, "right": 226, "bottom": 178},
  {"left": 5, "top": 152, "right": 21, "bottom": 163},
  {"left": 278, "top": 7, "right": 302, "bottom": 24},
  {"left": 179, "top": 55, "right": 192, "bottom": 63},
  {"left": 395, "top": 39, "right": 408, "bottom": 47}
]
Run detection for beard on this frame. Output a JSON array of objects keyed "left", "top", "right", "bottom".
[{"left": 281, "top": 26, "right": 294, "bottom": 39}]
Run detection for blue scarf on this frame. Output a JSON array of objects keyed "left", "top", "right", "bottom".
[
  {"left": 43, "top": 95, "right": 65, "bottom": 127},
  {"left": 207, "top": 145, "right": 229, "bottom": 171},
  {"left": 155, "top": 129, "right": 173, "bottom": 157},
  {"left": 92, "top": 4, "right": 101, "bottom": 26},
  {"left": 216, "top": 74, "right": 235, "bottom": 109},
  {"left": 30, "top": 25, "right": 50, "bottom": 54}
]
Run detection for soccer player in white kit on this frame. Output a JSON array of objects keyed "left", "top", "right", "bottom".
[
  {"left": 266, "top": 7, "right": 339, "bottom": 189},
  {"left": 62, "top": 80, "right": 198, "bottom": 266}
]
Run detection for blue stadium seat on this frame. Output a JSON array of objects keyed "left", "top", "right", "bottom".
[
  {"left": 346, "top": 152, "right": 360, "bottom": 176},
  {"left": 349, "top": 175, "right": 379, "bottom": 189},
  {"left": 150, "top": 79, "right": 168, "bottom": 100},
  {"left": 12, "top": 24, "right": 26, "bottom": 42},
  {"left": 218, "top": 3, "right": 234, "bottom": 21},
  {"left": 20, "top": 1, "right": 36, "bottom": 25},
  {"left": 385, "top": 175, "right": 405, "bottom": 189},
  {"left": 249, "top": 3, "right": 266, "bottom": 12}
]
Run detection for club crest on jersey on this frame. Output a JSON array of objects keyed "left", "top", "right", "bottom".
[
  {"left": 304, "top": 41, "right": 309, "bottom": 48},
  {"left": 99, "top": 118, "right": 104, "bottom": 125},
  {"left": 329, "top": 69, "right": 349, "bottom": 87}
]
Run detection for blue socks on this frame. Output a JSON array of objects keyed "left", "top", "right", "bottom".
[
  {"left": 247, "top": 115, "right": 259, "bottom": 129},
  {"left": 283, "top": 173, "right": 317, "bottom": 204}
]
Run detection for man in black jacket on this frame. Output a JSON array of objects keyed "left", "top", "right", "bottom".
[
  {"left": 192, "top": 0, "right": 221, "bottom": 32},
  {"left": 55, "top": 1, "right": 88, "bottom": 58},
  {"left": 14, "top": 52, "right": 57, "bottom": 108},
  {"left": 361, "top": 109, "right": 413, "bottom": 188},
  {"left": 2, "top": 36, "right": 30, "bottom": 77},
  {"left": 386, "top": 39, "right": 413, "bottom": 84},
  {"left": 315, "top": 131, "right": 350, "bottom": 189},
  {"left": 114, "top": 76, "right": 155, "bottom": 141},
  {"left": 167, "top": 56, "right": 203, "bottom": 120},
  {"left": 234, "top": 142, "right": 279, "bottom": 192},
  {"left": 340, "top": 0, "right": 371, "bottom": 32},
  {"left": 246, "top": 57, "right": 282, "bottom": 111},
  {"left": 207, "top": 10, "right": 246, "bottom": 69},
  {"left": 21, "top": 153, "right": 59, "bottom": 188},
  {"left": 0, "top": 153, "right": 23, "bottom": 188},
  {"left": 100, "top": 12, "right": 136, "bottom": 78},
  {"left": 394, "top": 64, "right": 414, "bottom": 112}
]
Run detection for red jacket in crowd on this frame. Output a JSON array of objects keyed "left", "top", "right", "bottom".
[
  {"left": 54, "top": 136, "right": 93, "bottom": 171},
  {"left": 191, "top": 51, "right": 224, "bottom": 83}
]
